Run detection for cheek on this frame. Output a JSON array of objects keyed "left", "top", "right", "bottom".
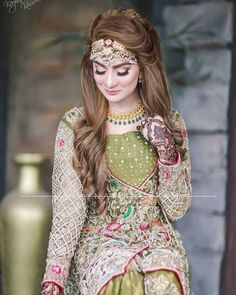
[{"left": 120, "top": 73, "right": 138, "bottom": 87}]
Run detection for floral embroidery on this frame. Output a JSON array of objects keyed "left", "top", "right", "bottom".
[
  {"left": 51, "top": 265, "right": 62, "bottom": 275},
  {"left": 139, "top": 224, "right": 149, "bottom": 231},
  {"left": 59, "top": 138, "right": 65, "bottom": 147},
  {"left": 83, "top": 227, "right": 93, "bottom": 233},
  {"left": 158, "top": 230, "right": 171, "bottom": 242},
  {"left": 110, "top": 179, "right": 119, "bottom": 190},
  {"left": 145, "top": 273, "right": 181, "bottom": 294},
  {"left": 181, "top": 129, "right": 187, "bottom": 137},
  {"left": 123, "top": 205, "right": 133, "bottom": 218},
  {"left": 42, "top": 107, "right": 192, "bottom": 295},
  {"left": 140, "top": 198, "right": 153, "bottom": 206},
  {"left": 91, "top": 246, "right": 98, "bottom": 253},
  {"left": 107, "top": 221, "right": 122, "bottom": 231},
  {"left": 97, "top": 227, "right": 103, "bottom": 233},
  {"left": 162, "top": 170, "right": 171, "bottom": 179},
  {"left": 149, "top": 218, "right": 163, "bottom": 227}
]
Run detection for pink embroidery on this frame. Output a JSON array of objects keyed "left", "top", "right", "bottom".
[
  {"left": 162, "top": 170, "right": 171, "bottom": 179},
  {"left": 51, "top": 265, "right": 62, "bottom": 275},
  {"left": 139, "top": 224, "right": 149, "bottom": 231},
  {"left": 158, "top": 230, "right": 171, "bottom": 242},
  {"left": 59, "top": 138, "right": 65, "bottom": 147},
  {"left": 181, "top": 129, "right": 187, "bottom": 137},
  {"left": 107, "top": 221, "right": 122, "bottom": 231},
  {"left": 97, "top": 227, "right": 103, "bottom": 233}
]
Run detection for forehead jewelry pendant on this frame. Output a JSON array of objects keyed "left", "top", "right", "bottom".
[{"left": 89, "top": 38, "right": 138, "bottom": 66}]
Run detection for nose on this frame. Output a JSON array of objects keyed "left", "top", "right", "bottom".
[{"left": 104, "top": 71, "right": 117, "bottom": 88}]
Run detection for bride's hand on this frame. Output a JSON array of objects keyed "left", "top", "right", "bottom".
[
  {"left": 41, "top": 282, "right": 61, "bottom": 295},
  {"left": 136, "top": 114, "right": 179, "bottom": 165}
]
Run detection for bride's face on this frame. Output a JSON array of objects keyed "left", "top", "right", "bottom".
[{"left": 92, "top": 56, "right": 140, "bottom": 103}]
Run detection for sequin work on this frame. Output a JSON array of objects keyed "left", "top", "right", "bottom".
[{"left": 41, "top": 106, "right": 193, "bottom": 295}]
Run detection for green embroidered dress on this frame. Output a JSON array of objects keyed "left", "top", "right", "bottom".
[{"left": 41, "top": 107, "right": 192, "bottom": 295}]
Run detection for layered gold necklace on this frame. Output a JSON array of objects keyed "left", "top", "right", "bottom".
[{"left": 107, "top": 99, "right": 146, "bottom": 125}]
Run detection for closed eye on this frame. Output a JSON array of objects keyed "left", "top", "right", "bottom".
[
  {"left": 118, "top": 70, "right": 129, "bottom": 76},
  {"left": 95, "top": 69, "right": 130, "bottom": 76},
  {"left": 95, "top": 69, "right": 106, "bottom": 75}
]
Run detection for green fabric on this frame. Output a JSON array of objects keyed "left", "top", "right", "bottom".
[
  {"left": 99, "top": 269, "right": 144, "bottom": 295},
  {"left": 106, "top": 131, "right": 157, "bottom": 187},
  {"left": 99, "top": 269, "right": 182, "bottom": 295}
]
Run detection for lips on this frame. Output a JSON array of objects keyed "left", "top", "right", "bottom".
[{"left": 105, "top": 89, "right": 120, "bottom": 95}]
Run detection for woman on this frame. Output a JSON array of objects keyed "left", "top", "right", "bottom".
[{"left": 41, "top": 7, "right": 192, "bottom": 295}]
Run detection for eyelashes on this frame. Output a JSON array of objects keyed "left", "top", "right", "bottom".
[{"left": 95, "top": 69, "right": 129, "bottom": 76}]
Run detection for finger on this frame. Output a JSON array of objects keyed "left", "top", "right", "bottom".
[
  {"left": 140, "top": 118, "right": 149, "bottom": 128},
  {"left": 152, "top": 114, "right": 164, "bottom": 122},
  {"left": 136, "top": 125, "right": 142, "bottom": 131},
  {"left": 142, "top": 127, "right": 149, "bottom": 141}
]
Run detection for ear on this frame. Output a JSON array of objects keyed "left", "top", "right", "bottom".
[
  {"left": 138, "top": 68, "right": 143, "bottom": 79},
  {"left": 138, "top": 73, "right": 143, "bottom": 80}
]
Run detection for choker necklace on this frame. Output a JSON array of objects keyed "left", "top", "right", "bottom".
[{"left": 107, "top": 99, "right": 146, "bottom": 125}]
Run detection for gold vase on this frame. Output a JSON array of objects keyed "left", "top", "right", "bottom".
[{"left": 0, "top": 153, "right": 52, "bottom": 295}]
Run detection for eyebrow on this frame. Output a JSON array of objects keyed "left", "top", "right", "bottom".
[{"left": 93, "top": 60, "right": 132, "bottom": 69}]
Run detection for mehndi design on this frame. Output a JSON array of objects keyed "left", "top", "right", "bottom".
[{"left": 136, "top": 115, "right": 178, "bottom": 165}]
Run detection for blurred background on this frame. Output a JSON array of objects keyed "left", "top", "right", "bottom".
[{"left": 0, "top": 0, "right": 235, "bottom": 294}]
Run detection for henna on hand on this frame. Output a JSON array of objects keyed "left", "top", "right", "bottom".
[
  {"left": 41, "top": 282, "right": 61, "bottom": 295},
  {"left": 136, "top": 115, "right": 178, "bottom": 165}
]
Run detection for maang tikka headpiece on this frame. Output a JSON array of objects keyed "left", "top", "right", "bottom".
[{"left": 89, "top": 38, "right": 138, "bottom": 66}]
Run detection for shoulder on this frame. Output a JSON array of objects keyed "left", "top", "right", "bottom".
[
  {"left": 60, "top": 106, "right": 85, "bottom": 130},
  {"left": 55, "top": 106, "right": 84, "bottom": 152}
]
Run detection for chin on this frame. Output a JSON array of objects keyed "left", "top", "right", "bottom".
[
  {"left": 102, "top": 93, "right": 123, "bottom": 101},
  {"left": 105, "top": 98, "right": 122, "bottom": 103},
  {"left": 106, "top": 97, "right": 128, "bottom": 104}
]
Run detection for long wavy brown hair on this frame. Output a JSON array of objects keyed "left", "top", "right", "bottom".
[{"left": 72, "top": 7, "right": 186, "bottom": 214}]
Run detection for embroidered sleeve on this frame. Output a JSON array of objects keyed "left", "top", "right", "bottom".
[
  {"left": 156, "top": 110, "right": 192, "bottom": 222},
  {"left": 41, "top": 107, "right": 87, "bottom": 293}
]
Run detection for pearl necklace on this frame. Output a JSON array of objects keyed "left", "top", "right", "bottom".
[{"left": 107, "top": 99, "right": 146, "bottom": 125}]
